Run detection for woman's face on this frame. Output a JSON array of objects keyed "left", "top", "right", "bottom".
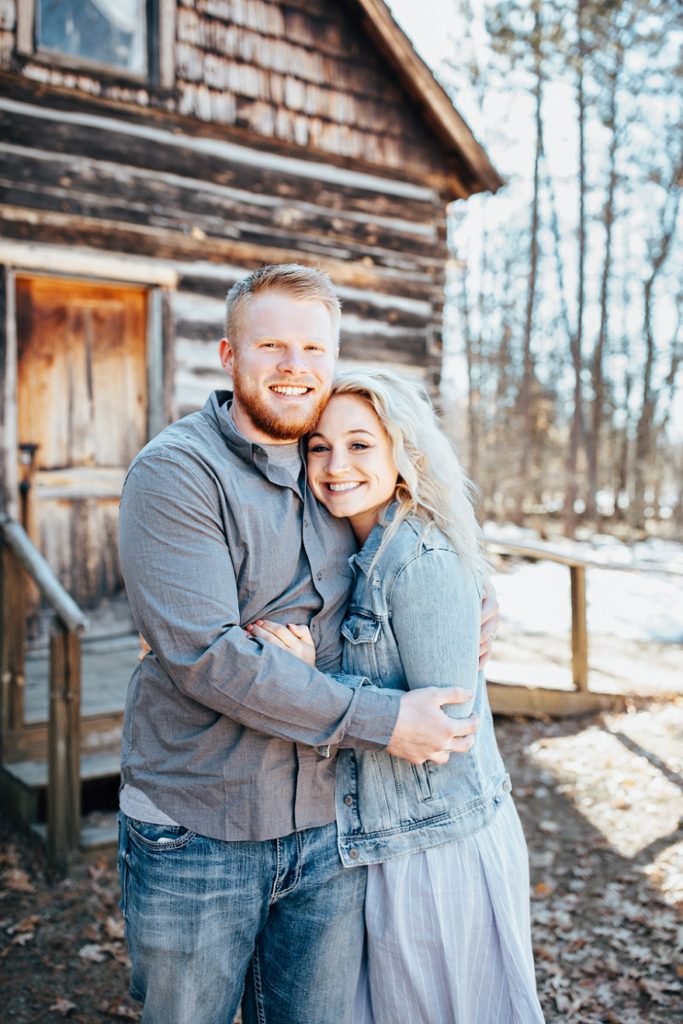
[{"left": 307, "top": 393, "right": 399, "bottom": 542}]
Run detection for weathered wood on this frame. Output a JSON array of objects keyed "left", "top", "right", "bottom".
[
  {"left": 47, "top": 622, "right": 81, "bottom": 870},
  {"left": 0, "top": 264, "right": 19, "bottom": 522},
  {"left": 158, "top": 0, "right": 177, "bottom": 90},
  {"left": 0, "top": 102, "right": 441, "bottom": 214},
  {"left": 0, "top": 239, "right": 178, "bottom": 288},
  {"left": 14, "top": 0, "right": 32, "bottom": 57},
  {"left": 488, "top": 682, "right": 617, "bottom": 719},
  {"left": 0, "top": 516, "right": 87, "bottom": 633},
  {"left": 570, "top": 564, "right": 589, "bottom": 692},
  {"left": 0, "top": 71, "right": 459, "bottom": 198},
  {"left": 15, "top": 276, "right": 147, "bottom": 608},
  {"left": 0, "top": 208, "right": 443, "bottom": 301},
  {"left": 4, "top": 709, "right": 124, "bottom": 762},
  {"left": 0, "top": 147, "right": 443, "bottom": 261},
  {"left": 0, "top": 545, "right": 26, "bottom": 750}
]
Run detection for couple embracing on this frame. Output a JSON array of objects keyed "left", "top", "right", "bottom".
[{"left": 117, "top": 264, "right": 544, "bottom": 1023}]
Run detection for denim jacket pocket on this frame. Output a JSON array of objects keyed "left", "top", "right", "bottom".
[
  {"left": 341, "top": 611, "right": 381, "bottom": 645},
  {"left": 411, "top": 762, "right": 433, "bottom": 801}
]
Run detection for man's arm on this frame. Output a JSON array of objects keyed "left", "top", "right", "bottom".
[{"left": 119, "top": 450, "right": 398, "bottom": 751}]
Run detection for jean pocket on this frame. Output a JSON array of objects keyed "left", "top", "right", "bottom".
[{"left": 127, "top": 818, "right": 196, "bottom": 852}]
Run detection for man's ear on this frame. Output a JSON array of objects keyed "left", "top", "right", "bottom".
[{"left": 219, "top": 338, "right": 234, "bottom": 375}]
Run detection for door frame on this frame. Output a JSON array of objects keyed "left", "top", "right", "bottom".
[{"left": 0, "top": 243, "right": 178, "bottom": 520}]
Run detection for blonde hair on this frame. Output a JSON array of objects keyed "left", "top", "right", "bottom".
[
  {"left": 226, "top": 263, "right": 342, "bottom": 343},
  {"left": 330, "top": 369, "right": 486, "bottom": 579}
]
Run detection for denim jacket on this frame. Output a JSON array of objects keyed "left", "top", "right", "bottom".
[{"left": 336, "top": 509, "right": 511, "bottom": 867}]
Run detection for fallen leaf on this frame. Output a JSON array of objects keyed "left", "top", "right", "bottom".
[
  {"left": 1, "top": 868, "right": 34, "bottom": 894},
  {"left": 98, "top": 997, "right": 139, "bottom": 1019},
  {"left": 78, "top": 943, "right": 107, "bottom": 963},
  {"left": 104, "top": 915, "right": 125, "bottom": 940},
  {"left": 10, "top": 914, "right": 40, "bottom": 934},
  {"left": 49, "top": 998, "right": 77, "bottom": 1017}
]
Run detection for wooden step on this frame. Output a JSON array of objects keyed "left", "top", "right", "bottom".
[
  {"left": 0, "top": 751, "right": 120, "bottom": 830},
  {"left": 4, "top": 750, "right": 121, "bottom": 788},
  {"left": 32, "top": 814, "right": 119, "bottom": 860}
]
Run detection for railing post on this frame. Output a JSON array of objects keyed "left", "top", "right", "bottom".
[
  {"left": 0, "top": 544, "right": 26, "bottom": 759},
  {"left": 47, "top": 621, "right": 81, "bottom": 871},
  {"left": 569, "top": 564, "right": 589, "bottom": 692}
]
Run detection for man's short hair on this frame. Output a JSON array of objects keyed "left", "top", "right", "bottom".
[{"left": 225, "top": 264, "right": 342, "bottom": 344}]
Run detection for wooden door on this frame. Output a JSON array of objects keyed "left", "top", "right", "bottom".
[{"left": 16, "top": 276, "right": 148, "bottom": 610}]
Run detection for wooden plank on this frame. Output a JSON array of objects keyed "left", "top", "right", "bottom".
[
  {"left": 570, "top": 564, "right": 589, "bottom": 692},
  {"left": 5, "top": 709, "right": 123, "bottom": 761},
  {"left": 0, "top": 239, "right": 178, "bottom": 287},
  {"left": 0, "top": 265, "right": 19, "bottom": 522},
  {"left": 15, "top": 0, "right": 33, "bottom": 57},
  {"left": 488, "top": 682, "right": 618, "bottom": 719},
  {"left": 158, "top": 0, "right": 177, "bottom": 90},
  {"left": 47, "top": 623, "right": 81, "bottom": 870},
  {"left": 0, "top": 546, "right": 26, "bottom": 749},
  {"left": 0, "top": 102, "right": 441, "bottom": 212},
  {"left": 0, "top": 151, "right": 442, "bottom": 263},
  {"left": 0, "top": 208, "right": 441, "bottom": 298}
]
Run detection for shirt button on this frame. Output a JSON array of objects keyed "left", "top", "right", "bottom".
[
  {"left": 303, "top": 519, "right": 309, "bottom": 527},
  {"left": 316, "top": 571, "right": 323, "bottom": 580},
  {"left": 348, "top": 849, "right": 359, "bottom": 860},
  {"left": 502, "top": 778, "right": 512, "bottom": 793},
  {"left": 343, "top": 794, "right": 353, "bottom": 806}
]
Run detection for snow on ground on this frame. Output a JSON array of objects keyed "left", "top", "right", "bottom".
[{"left": 484, "top": 525, "right": 683, "bottom": 645}]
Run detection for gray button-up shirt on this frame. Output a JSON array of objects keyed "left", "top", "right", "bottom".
[{"left": 118, "top": 391, "right": 400, "bottom": 842}]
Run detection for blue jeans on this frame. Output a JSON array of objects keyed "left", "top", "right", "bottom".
[{"left": 118, "top": 814, "right": 366, "bottom": 1024}]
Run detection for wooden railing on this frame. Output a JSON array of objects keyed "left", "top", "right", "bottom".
[
  {"left": 485, "top": 538, "right": 682, "bottom": 716},
  {"left": 0, "top": 514, "right": 87, "bottom": 870}
]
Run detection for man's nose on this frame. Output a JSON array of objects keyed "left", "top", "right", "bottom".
[{"left": 277, "top": 346, "right": 308, "bottom": 374}]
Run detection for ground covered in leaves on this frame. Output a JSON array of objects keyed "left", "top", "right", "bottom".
[{"left": 1, "top": 698, "right": 681, "bottom": 1023}]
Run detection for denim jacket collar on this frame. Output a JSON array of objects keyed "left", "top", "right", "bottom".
[{"left": 348, "top": 500, "right": 399, "bottom": 576}]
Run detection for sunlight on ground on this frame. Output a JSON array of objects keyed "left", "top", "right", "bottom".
[{"left": 526, "top": 707, "right": 683, "bottom": 902}]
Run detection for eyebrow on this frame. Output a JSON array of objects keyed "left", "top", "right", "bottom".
[{"left": 308, "top": 428, "right": 376, "bottom": 441}]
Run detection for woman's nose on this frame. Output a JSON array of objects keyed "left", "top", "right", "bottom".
[{"left": 325, "top": 448, "right": 350, "bottom": 475}]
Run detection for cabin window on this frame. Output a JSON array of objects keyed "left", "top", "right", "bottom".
[
  {"left": 16, "top": 0, "right": 175, "bottom": 87},
  {"left": 36, "top": 0, "right": 147, "bottom": 76}
]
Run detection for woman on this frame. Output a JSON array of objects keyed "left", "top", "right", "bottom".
[{"left": 248, "top": 369, "right": 545, "bottom": 1024}]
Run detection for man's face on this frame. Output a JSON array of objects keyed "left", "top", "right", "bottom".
[{"left": 219, "top": 291, "right": 338, "bottom": 444}]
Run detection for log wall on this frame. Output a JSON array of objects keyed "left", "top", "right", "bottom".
[{"left": 1, "top": 0, "right": 451, "bottom": 177}]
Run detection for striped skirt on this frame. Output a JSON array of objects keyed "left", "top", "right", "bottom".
[{"left": 353, "top": 796, "right": 546, "bottom": 1024}]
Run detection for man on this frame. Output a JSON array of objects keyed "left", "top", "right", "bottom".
[{"left": 118, "top": 264, "right": 495, "bottom": 1024}]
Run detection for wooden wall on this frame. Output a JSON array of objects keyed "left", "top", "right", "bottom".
[{"left": 0, "top": 0, "right": 451, "bottom": 176}]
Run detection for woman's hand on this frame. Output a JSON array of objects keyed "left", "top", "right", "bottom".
[{"left": 245, "top": 619, "right": 316, "bottom": 667}]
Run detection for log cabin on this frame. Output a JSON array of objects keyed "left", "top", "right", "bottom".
[{"left": 0, "top": 0, "right": 502, "bottom": 861}]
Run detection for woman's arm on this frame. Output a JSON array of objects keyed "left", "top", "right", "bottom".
[{"left": 389, "top": 547, "right": 482, "bottom": 719}]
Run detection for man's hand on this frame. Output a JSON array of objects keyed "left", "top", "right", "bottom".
[
  {"left": 479, "top": 581, "right": 500, "bottom": 670},
  {"left": 386, "top": 687, "right": 478, "bottom": 765}
]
